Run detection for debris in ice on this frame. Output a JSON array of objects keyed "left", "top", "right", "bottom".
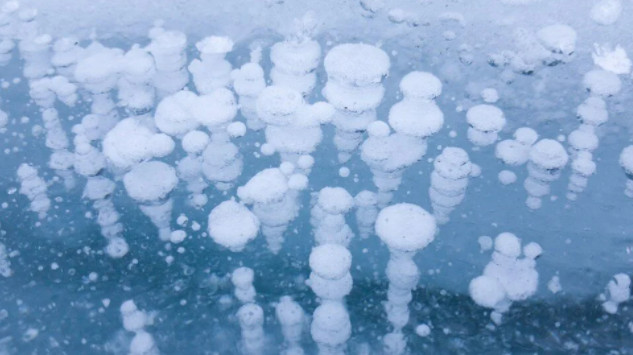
[
  {"left": 17, "top": 163, "right": 50, "bottom": 219},
  {"left": 590, "top": 0, "right": 622, "bottom": 26},
  {"left": 469, "top": 232, "right": 542, "bottom": 324},
  {"left": 592, "top": 44, "right": 631, "bottom": 75},
  {"left": 323, "top": 43, "right": 390, "bottom": 163},
  {"left": 523, "top": 139, "right": 568, "bottom": 209},
  {"left": 429, "top": 147, "right": 472, "bottom": 224},
  {"left": 123, "top": 161, "right": 178, "bottom": 241},
  {"left": 375, "top": 203, "right": 436, "bottom": 354},
  {"left": 600, "top": 273, "right": 630, "bottom": 314},
  {"left": 310, "top": 187, "right": 354, "bottom": 246},
  {"left": 207, "top": 200, "right": 260, "bottom": 252},
  {"left": 188, "top": 36, "right": 233, "bottom": 94},
  {"left": 466, "top": 104, "right": 506, "bottom": 147}
]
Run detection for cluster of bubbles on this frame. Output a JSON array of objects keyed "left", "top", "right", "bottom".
[{"left": 1, "top": 0, "right": 632, "bottom": 354}]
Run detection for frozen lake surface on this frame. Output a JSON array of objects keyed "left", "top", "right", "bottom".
[{"left": 1, "top": 0, "right": 633, "bottom": 353}]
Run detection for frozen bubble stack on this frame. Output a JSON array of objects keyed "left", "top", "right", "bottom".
[
  {"left": 375, "top": 203, "right": 436, "bottom": 354},
  {"left": 323, "top": 43, "right": 390, "bottom": 163},
  {"left": 600, "top": 273, "right": 631, "bottom": 314},
  {"left": 275, "top": 296, "right": 306, "bottom": 355},
  {"left": 123, "top": 161, "right": 179, "bottom": 241},
  {"left": 237, "top": 303, "right": 265, "bottom": 355},
  {"left": 188, "top": 36, "right": 233, "bottom": 94},
  {"left": 118, "top": 45, "right": 156, "bottom": 115},
  {"left": 83, "top": 177, "right": 129, "bottom": 258},
  {"left": 270, "top": 13, "right": 320, "bottom": 96},
  {"left": 256, "top": 85, "right": 333, "bottom": 168},
  {"left": 308, "top": 244, "right": 353, "bottom": 355},
  {"left": 354, "top": 190, "right": 378, "bottom": 239},
  {"left": 469, "top": 233, "right": 542, "bottom": 325},
  {"left": 360, "top": 71, "right": 443, "bottom": 206},
  {"left": 148, "top": 25, "right": 188, "bottom": 98},
  {"left": 16, "top": 163, "right": 50, "bottom": 219},
  {"left": 429, "top": 147, "right": 472, "bottom": 225},
  {"left": 466, "top": 104, "right": 506, "bottom": 147},
  {"left": 177, "top": 130, "right": 210, "bottom": 208},
  {"left": 120, "top": 300, "right": 159, "bottom": 355},
  {"left": 310, "top": 187, "right": 354, "bottom": 246},
  {"left": 237, "top": 165, "right": 306, "bottom": 253},
  {"left": 232, "top": 49, "right": 266, "bottom": 130},
  {"left": 495, "top": 127, "right": 538, "bottom": 185},
  {"left": 523, "top": 139, "right": 568, "bottom": 209}
]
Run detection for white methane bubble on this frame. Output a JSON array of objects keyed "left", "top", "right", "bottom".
[
  {"left": 275, "top": 296, "right": 306, "bottom": 355},
  {"left": 17, "top": 163, "right": 50, "bottom": 219},
  {"left": 466, "top": 104, "right": 506, "bottom": 147},
  {"left": 360, "top": 71, "right": 443, "bottom": 206},
  {"left": 237, "top": 303, "right": 265, "bottom": 355},
  {"left": 177, "top": 130, "right": 210, "bottom": 208},
  {"left": 323, "top": 43, "right": 390, "bottom": 163},
  {"left": 469, "top": 233, "right": 542, "bottom": 325},
  {"left": 308, "top": 244, "right": 353, "bottom": 355},
  {"left": 120, "top": 300, "right": 159, "bottom": 355},
  {"left": 523, "top": 139, "right": 568, "bottom": 209},
  {"left": 354, "top": 190, "right": 378, "bottom": 239},
  {"left": 429, "top": 147, "right": 472, "bottom": 224},
  {"left": 188, "top": 36, "right": 234, "bottom": 94},
  {"left": 600, "top": 273, "right": 631, "bottom": 314},
  {"left": 232, "top": 49, "right": 266, "bottom": 130},
  {"left": 310, "top": 186, "right": 355, "bottom": 246},
  {"left": 590, "top": 0, "right": 622, "bottom": 26},
  {"left": 270, "top": 12, "right": 321, "bottom": 96},
  {"left": 375, "top": 203, "right": 436, "bottom": 354},
  {"left": 148, "top": 24, "right": 188, "bottom": 98},
  {"left": 123, "top": 161, "right": 179, "bottom": 241},
  {"left": 207, "top": 200, "right": 260, "bottom": 252},
  {"left": 256, "top": 85, "right": 333, "bottom": 170},
  {"left": 83, "top": 177, "right": 129, "bottom": 258}
]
